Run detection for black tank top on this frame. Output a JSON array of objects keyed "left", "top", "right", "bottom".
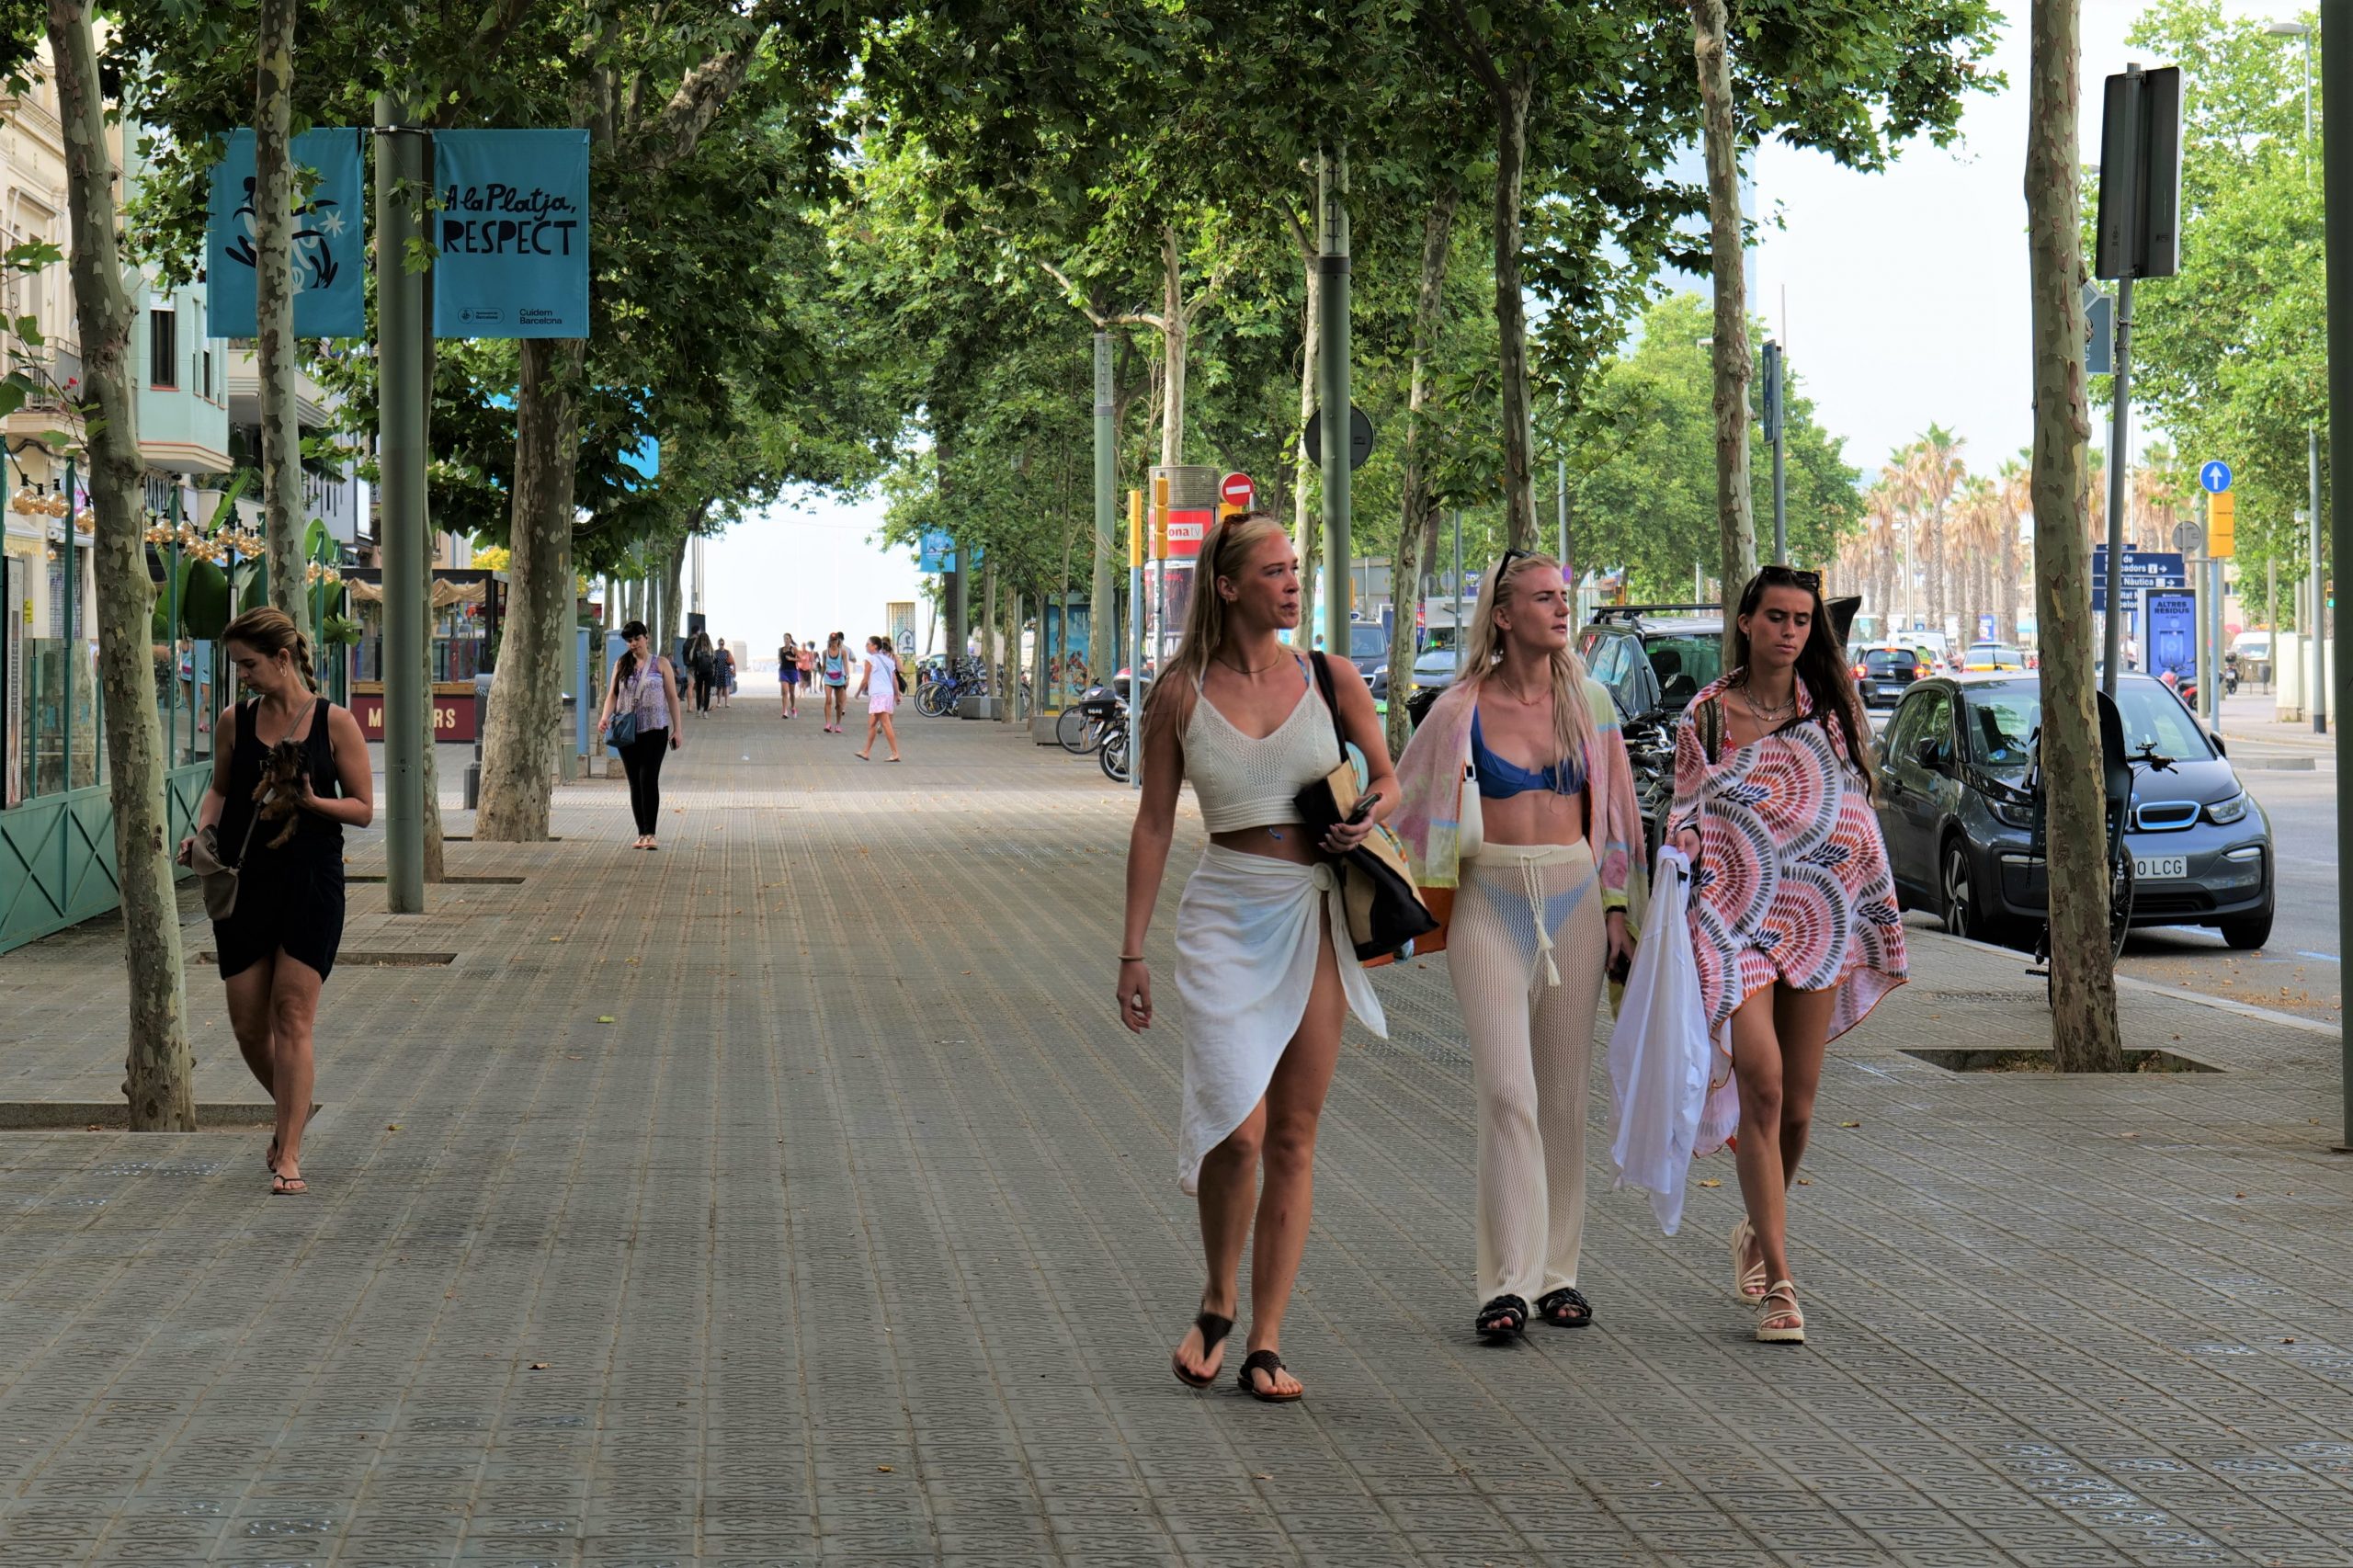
[{"left": 219, "top": 697, "right": 343, "bottom": 868}]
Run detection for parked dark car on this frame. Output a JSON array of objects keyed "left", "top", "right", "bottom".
[
  {"left": 1875, "top": 672, "right": 2273, "bottom": 949},
  {"left": 1853, "top": 644, "right": 1931, "bottom": 709},
  {"left": 1577, "top": 606, "right": 1726, "bottom": 855}
]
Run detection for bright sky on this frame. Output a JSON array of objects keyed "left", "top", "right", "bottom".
[
  {"left": 1755, "top": 0, "right": 2286, "bottom": 483},
  {"left": 699, "top": 488, "right": 924, "bottom": 673},
  {"left": 706, "top": 2, "right": 2259, "bottom": 629}
]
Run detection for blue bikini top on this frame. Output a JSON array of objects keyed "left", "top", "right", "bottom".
[{"left": 1471, "top": 710, "right": 1585, "bottom": 799}]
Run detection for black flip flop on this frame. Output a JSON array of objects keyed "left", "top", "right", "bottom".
[
  {"left": 1170, "top": 1309, "right": 1233, "bottom": 1389},
  {"left": 1476, "top": 1294, "right": 1529, "bottom": 1342},
  {"left": 1236, "top": 1348, "right": 1302, "bottom": 1403},
  {"left": 1535, "top": 1287, "right": 1593, "bottom": 1327}
]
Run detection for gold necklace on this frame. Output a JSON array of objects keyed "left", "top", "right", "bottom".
[
  {"left": 1739, "top": 677, "right": 1798, "bottom": 723},
  {"left": 1218, "top": 651, "right": 1290, "bottom": 676},
  {"left": 1496, "top": 674, "right": 1549, "bottom": 707}
]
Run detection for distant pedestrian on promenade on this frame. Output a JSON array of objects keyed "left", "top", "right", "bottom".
[
  {"left": 688, "top": 632, "right": 716, "bottom": 714},
  {"left": 597, "top": 619, "right": 685, "bottom": 850},
  {"left": 820, "top": 633, "right": 852, "bottom": 733},
  {"left": 177, "top": 608, "right": 374, "bottom": 1197},
  {"left": 715, "top": 640, "right": 737, "bottom": 708},
  {"left": 1118, "top": 514, "right": 1393, "bottom": 1403},
  {"left": 779, "top": 635, "right": 801, "bottom": 718},
  {"left": 1390, "top": 551, "right": 1643, "bottom": 1342},
  {"left": 796, "top": 638, "right": 818, "bottom": 709},
  {"left": 1668, "top": 567, "right": 1905, "bottom": 1345},
  {"left": 853, "top": 635, "right": 904, "bottom": 761}
]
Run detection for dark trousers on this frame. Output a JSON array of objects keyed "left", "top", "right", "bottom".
[
  {"left": 620, "top": 728, "right": 669, "bottom": 834},
  {"left": 694, "top": 674, "right": 713, "bottom": 711}
]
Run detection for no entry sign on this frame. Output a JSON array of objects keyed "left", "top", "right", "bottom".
[{"left": 1221, "top": 472, "right": 1255, "bottom": 510}]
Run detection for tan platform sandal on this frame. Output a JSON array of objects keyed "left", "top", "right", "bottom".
[
  {"left": 1756, "top": 1279, "right": 1805, "bottom": 1345},
  {"left": 1730, "top": 1219, "right": 1768, "bottom": 1299}
]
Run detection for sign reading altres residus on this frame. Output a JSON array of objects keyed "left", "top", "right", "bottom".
[
  {"left": 432, "top": 129, "right": 590, "bottom": 339},
  {"left": 204, "top": 128, "right": 366, "bottom": 338}
]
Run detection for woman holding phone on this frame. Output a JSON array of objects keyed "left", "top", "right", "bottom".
[
  {"left": 1392, "top": 551, "right": 1645, "bottom": 1342},
  {"left": 1667, "top": 566, "right": 1904, "bottom": 1344},
  {"left": 1118, "top": 514, "right": 1393, "bottom": 1403}
]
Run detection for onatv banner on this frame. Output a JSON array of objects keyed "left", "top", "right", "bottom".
[
  {"left": 205, "top": 128, "right": 366, "bottom": 338},
  {"left": 432, "top": 129, "right": 590, "bottom": 339}
]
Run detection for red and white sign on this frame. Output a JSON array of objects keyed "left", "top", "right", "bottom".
[
  {"left": 1220, "top": 472, "right": 1255, "bottom": 510},
  {"left": 1165, "top": 507, "right": 1213, "bottom": 559}
]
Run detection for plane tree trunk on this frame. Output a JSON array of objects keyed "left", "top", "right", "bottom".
[
  {"left": 2026, "top": 0, "right": 2123, "bottom": 1071},
  {"left": 48, "top": 0, "right": 197, "bottom": 1129}
]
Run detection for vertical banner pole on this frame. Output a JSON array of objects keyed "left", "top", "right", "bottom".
[{"left": 375, "top": 99, "right": 427, "bottom": 914}]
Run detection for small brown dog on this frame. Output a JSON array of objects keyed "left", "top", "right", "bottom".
[{"left": 253, "top": 739, "right": 309, "bottom": 848}]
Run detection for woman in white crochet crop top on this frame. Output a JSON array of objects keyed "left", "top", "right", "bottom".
[{"left": 1118, "top": 513, "right": 1397, "bottom": 1404}]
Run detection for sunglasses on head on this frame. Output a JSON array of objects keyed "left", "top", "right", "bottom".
[{"left": 1757, "top": 565, "right": 1822, "bottom": 593}]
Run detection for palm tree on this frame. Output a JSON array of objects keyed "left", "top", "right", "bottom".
[
  {"left": 2129, "top": 451, "right": 2185, "bottom": 553},
  {"left": 1953, "top": 476, "right": 2000, "bottom": 642},
  {"left": 1863, "top": 470, "right": 1906, "bottom": 627},
  {"left": 1902, "top": 426, "right": 1966, "bottom": 639},
  {"left": 1996, "top": 457, "right": 2031, "bottom": 643}
]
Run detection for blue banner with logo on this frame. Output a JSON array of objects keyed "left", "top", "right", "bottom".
[
  {"left": 433, "top": 129, "right": 589, "bottom": 339},
  {"left": 205, "top": 128, "right": 365, "bottom": 338}
]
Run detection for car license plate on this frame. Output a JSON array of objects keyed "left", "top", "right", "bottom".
[{"left": 2133, "top": 854, "right": 2188, "bottom": 881}]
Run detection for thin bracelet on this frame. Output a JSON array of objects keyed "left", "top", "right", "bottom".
[{"left": 1118, "top": 952, "right": 1145, "bottom": 963}]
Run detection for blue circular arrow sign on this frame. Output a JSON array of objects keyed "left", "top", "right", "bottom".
[{"left": 2199, "top": 460, "right": 2233, "bottom": 494}]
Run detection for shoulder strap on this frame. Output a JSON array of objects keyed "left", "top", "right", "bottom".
[
  {"left": 1698, "top": 695, "right": 1723, "bottom": 763},
  {"left": 1309, "top": 652, "right": 1346, "bottom": 763}
]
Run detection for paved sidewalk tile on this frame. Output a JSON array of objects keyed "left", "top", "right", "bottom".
[{"left": 4, "top": 708, "right": 2351, "bottom": 1566}]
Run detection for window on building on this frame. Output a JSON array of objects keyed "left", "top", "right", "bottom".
[{"left": 148, "top": 307, "right": 176, "bottom": 389}]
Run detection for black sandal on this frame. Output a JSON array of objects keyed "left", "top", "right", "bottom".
[
  {"left": 1476, "top": 1294, "right": 1529, "bottom": 1341},
  {"left": 1236, "top": 1347, "right": 1302, "bottom": 1403},
  {"left": 1535, "top": 1287, "right": 1593, "bottom": 1327},
  {"left": 1170, "top": 1308, "right": 1233, "bottom": 1389}
]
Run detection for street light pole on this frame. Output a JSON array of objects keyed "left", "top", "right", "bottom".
[
  {"left": 1762, "top": 339, "right": 1787, "bottom": 564},
  {"left": 2315, "top": 0, "right": 2352, "bottom": 1151},
  {"left": 1317, "top": 148, "right": 1352, "bottom": 660},
  {"left": 2270, "top": 19, "right": 2325, "bottom": 733}
]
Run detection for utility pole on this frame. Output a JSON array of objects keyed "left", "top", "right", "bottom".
[
  {"left": 374, "top": 96, "right": 426, "bottom": 915},
  {"left": 1317, "top": 148, "right": 1351, "bottom": 659},
  {"left": 2312, "top": 441, "right": 2326, "bottom": 733},
  {"left": 2320, "top": 0, "right": 2353, "bottom": 1149},
  {"left": 1091, "top": 333, "right": 1115, "bottom": 680},
  {"left": 1451, "top": 510, "right": 1463, "bottom": 676},
  {"left": 1556, "top": 452, "right": 1568, "bottom": 566},
  {"left": 1762, "top": 339, "right": 1788, "bottom": 564}
]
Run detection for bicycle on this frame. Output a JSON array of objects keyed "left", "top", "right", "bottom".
[
  {"left": 916, "top": 658, "right": 984, "bottom": 718},
  {"left": 1097, "top": 702, "right": 1131, "bottom": 782},
  {"left": 1058, "top": 687, "right": 1123, "bottom": 755}
]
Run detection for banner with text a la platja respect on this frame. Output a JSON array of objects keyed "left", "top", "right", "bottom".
[{"left": 432, "top": 129, "right": 589, "bottom": 339}]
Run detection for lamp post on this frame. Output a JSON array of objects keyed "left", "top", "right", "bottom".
[{"left": 2271, "top": 18, "right": 2325, "bottom": 733}]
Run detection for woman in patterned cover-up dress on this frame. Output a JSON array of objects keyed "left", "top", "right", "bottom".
[{"left": 1667, "top": 566, "right": 1905, "bottom": 1344}]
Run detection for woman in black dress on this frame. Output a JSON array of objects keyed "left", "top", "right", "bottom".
[{"left": 178, "top": 608, "right": 374, "bottom": 1195}]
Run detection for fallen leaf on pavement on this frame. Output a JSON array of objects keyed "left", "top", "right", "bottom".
[{"left": 1697, "top": 1178, "right": 1722, "bottom": 1188}]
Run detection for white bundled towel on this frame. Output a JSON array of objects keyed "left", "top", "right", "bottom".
[
  {"left": 1607, "top": 847, "right": 1711, "bottom": 1234},
  {"left": 1173, "top": 845, "right": 1386, "bottom": 1194}
]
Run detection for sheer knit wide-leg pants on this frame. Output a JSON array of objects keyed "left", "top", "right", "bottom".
[{"left": 1448, "top": 841, "right": 1607, "bottom": 1306}]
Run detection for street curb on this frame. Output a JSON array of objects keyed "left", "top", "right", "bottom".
[{"left": 1911, "top": 926, "right": 2340, "bottom": 1037}]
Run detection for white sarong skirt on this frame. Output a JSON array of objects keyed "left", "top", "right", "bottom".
[{"left": 1173, "top": 845, "right": 1387, "bottom": 1193}]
